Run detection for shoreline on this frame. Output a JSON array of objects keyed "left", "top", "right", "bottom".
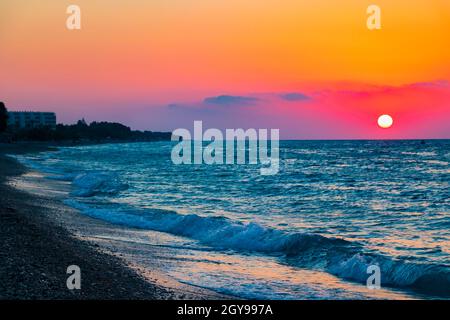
[
  {"left": 2, "top": 141, "right": 445, "bottom": 300},
  {"left": 0, "top": 142, "right": 226, "bottom": 300}
]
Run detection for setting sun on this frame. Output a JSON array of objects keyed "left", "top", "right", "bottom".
[{"left": 378, "top": 114, "right": 393, "bottom": 129}]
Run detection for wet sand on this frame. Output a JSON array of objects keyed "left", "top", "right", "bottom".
[
  {"left": 1, "top": 142, "right": 418, "bottom": 300},
  {"left": 0, "top": 142, "right": 223, "bottom": 300}
]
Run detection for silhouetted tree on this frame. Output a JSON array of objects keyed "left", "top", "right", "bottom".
[
  {"left": 77, "top": 118, "right": 88, "bottom": 128},
  {"left": 0, "top": 102, "right": 8, "bottom": 133},
  {"left": 10, "top": 118, "right": 172, "bottom": 142}
]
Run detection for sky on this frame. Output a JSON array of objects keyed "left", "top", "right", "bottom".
[{"left": 1, "top": 0, "right": 449, "bottom": 139}]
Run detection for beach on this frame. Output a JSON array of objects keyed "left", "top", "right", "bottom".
[
  {"left": 1, "top": 140, "right": 448, "bottom": 300},
  {"left": 0, "top": 143, "right": 223, "bottom": 300}
]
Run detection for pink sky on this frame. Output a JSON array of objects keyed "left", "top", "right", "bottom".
[{"left": 1, "top": 0, "right": 449, "bottom": 139}]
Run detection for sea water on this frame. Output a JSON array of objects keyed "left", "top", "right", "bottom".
[{"left": 14, "top": 140, "right": 450, "bottom": 299}]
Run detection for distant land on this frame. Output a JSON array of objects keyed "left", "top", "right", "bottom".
[
  {"left": 12, "top": 119, "right": 172, "bottom": 143},
  {"left": 0, "top": 102, "right": 172, "bottom": 144}
]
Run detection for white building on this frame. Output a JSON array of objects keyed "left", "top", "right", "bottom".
[{"left": 7, "top": 111, "right": 57, "bottom": 129}]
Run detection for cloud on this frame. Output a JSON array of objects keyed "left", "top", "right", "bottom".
[
  {"left": 279, "top": 92, "right": 311, "bottom": 101},
  {"left": 167, "top": 103, "right": 182, "bottom": 109},
  {"left": 203, "top": 95, "right": 259, "bottom": 106},
  {"left": 409, "top": 80, "right": 449, "bottom": 89}
]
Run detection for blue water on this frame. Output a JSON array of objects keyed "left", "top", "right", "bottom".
[{"left": 16, "top": 140, "right": 450, "bottom": 299}]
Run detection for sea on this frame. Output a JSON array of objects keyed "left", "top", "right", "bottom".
[{"left": 13, "top": 140, "right": 450, "bottom": 299}]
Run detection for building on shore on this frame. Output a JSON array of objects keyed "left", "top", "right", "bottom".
[{"left": 7, "top": 111, "right": 57, "bottom": 129}]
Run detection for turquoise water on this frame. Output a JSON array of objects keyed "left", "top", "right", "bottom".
[{"left": 16, "top": 140, "right": 450, "bottom": 299}]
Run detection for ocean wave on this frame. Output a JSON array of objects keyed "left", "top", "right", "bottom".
[
  {"left": 71, "top": 172, "right": 128, "bottom": 197},
  {"left": 329, "top": 253, "right": 450, "bottom": 297},
  {"left": 11, "top": 154, "right": 63, "bottom": 175},
  {"left": 62, "top": 199, "right": 450, "bottom": 296},
  {"left": 62, "top": 199, "right": 351, "bottom": 254}
]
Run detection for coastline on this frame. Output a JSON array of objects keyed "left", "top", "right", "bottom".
[
  {"left": 0, "top": 142, "right": 226, "bottom": 300},
  {"left": 2, "top": 141, "right": 446, "bottom": 300}
]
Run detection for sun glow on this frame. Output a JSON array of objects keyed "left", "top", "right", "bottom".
[{"left": 377, "top": 114, "right": 393, "bottom": 129}]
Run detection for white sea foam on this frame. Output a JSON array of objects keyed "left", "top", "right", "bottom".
[
  {"left": 71, "top": 172, "right": 128, "bottom": 197},
  {"left": 62, "top": 198, "right": 450, "bottom": 296},
  {"left": 13, "top": 140, "right": 450, "bottom": 298}
]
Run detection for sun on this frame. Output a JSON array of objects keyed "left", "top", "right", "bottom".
[{"left": 377, "top": 114, "right": 393, "bottom": 129}]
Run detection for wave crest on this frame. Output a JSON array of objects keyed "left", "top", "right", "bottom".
[
  {"left": 71, "top": 172, "right": 128, "bottom": 197},
  {"left": 63, "top": 200, "right": 450, "bottom": 297}
]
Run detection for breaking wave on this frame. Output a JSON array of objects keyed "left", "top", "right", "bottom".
[
  {"left": 71, "top": 172, "right": 128, "bottom": 197},
  {"left": 62, "top": 199, "right": 450, "bottom": 297},
  {"left": 12, "top": 140, "right": 450, "bottom": 299}
]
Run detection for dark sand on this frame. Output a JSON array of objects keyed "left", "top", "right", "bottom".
[{"left": 0, "top": 142, "right": 208, "bottom": 300}]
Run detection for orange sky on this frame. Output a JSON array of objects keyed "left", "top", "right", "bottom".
[{"left": 1, "top": 0, "right": 449, "bottom": 138}]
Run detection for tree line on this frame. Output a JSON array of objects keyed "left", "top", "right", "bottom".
[{"left": 0, "top": 102, "right": 171, "bottom": 142}]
